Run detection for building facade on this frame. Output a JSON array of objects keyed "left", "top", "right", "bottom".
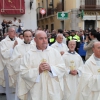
[
  {"left": 0, "top": 0, "right": 37, "bottom": 31},
  {"left": 37, "top": 0, "right": 100, "bottom": 31}
]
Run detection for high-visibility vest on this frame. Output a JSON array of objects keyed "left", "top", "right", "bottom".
[
  {"left": 68, "top": 35, "right": 80, "bottom": 42},
  {"left": 74, "top": 35, "right": 80, "bottom": 42},
  {"left": 68, "top": 36, "right": 73, "bottom": 40},
  {"left": 49, "top": 38, "right": 55, "bottom": 43}
]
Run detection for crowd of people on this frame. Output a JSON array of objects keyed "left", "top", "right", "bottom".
[
  {"left": 0, "top": 26, "right": 100, "bottom": 100},
  {"left": 0, "top": 17, "right": 23, "bottom": 37}
]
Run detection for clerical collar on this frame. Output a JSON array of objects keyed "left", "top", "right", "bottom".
[
  {"left": 57, "top": 42, "right": 63, "bottom": 47},
  {"left": 36, "top": 46, "right": 48, "bottom": 51},
  {"left": 24, "top": 41, "right": 30, "bottom": 44},
  {"left": 9, "top": 37, "right": 15, "bottom": 41},
  {"left": 68, "top": 51, "right": 75, "bottom": 54},
  {"left": 94, "top": 55, "right": 100, "bottom": 61}
]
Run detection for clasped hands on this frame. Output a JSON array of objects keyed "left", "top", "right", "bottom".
[
  {"left": 39, "top": 62, "right": 51, "bottom": 74},
  {"left": 69, "top": 70, "right": 78, "bottom": 75}
]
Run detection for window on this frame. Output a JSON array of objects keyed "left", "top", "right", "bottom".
[
  {"left": 85, "top": 0, "right": 96, "bottom": 5},
  {"left": 46, "top": 25, "right": 48, "bottom": 29},
  {"left": 62, "top": 0, "right": 64, "bottom": 11},
  {"left": 51, "top": 24, "right": 54, "bottom": 32}
]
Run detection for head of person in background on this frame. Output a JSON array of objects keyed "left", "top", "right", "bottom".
[
  {"left": 92, "top": 42, "right": 100, "bottom": 58},
  {"left": 34, "top": 30, "right": 48, "bottom": 51},
  {"left": 88, "top": 30, "right": 97, "bottom": 40},
  {"left": 19, "top": 33, "right": 24, "bottom": 40},
  {"left": 8, "top": 20, "right": 12, "bottom": 24},
  {"left": 14, "top": 17, "right": 17, "bottom": 21},
  {"left": 18, "top": 19, "right": 21, "bottom": 23},
  {"left": 68, "top": 40, "right": 76, "bottom": 52},
  {"left": 51, "top": 29, "right": 57, "bottom": 39},
  {"left": 63, "top": 29, "right": 68, "bottom": 33},
  {"left": 76, "top": 31, "right": 81, "bottom": 37},
  {"left": 56, "top": 34, "right": 63, "bottom": 44},
  {"left": 46, "top": 29, "right": 50, "bottom": 34},
  {"left": 2, "top": 19, "right": 7, "bottom": 23},
  {"left": 80, "top": 30, "right": 84, "bottom": 36},
  {"left": 85, "top": 29, "right": 89, "bottom": 34},
  {"left": 52, "top": 29, "right": 57, "bottom": 34},
  {"left": 8, "top": 27, "right": 16, "bottom": 39},
  {"left": 58, "top": 29, "right": 63, "bottom": 34},
  {"left": 31, "top": 31, "right": 35, "bottom": 37},
  {"left": 23, "top": 30, "right": 32, "bottom": 44},
  {"left": 70, "top": 30, "right": 76, "bottom": 36},
  {"left": 43, "top": 28, "right": 46, "bottom": 32},
  {"left": 37, "top": 26, "right": 42, "bottom": 30},
  {"left": 47, "top": 33, "right": 51, "bottom": 39},
  {"left": 65, "top": 32, "right": 70, "bottom": 38}
]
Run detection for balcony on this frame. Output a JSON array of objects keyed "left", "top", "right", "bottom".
[{"left": 80, "top": 0, "right": 100, "bottom": 10}]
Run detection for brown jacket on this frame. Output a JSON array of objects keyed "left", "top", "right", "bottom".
[{"left": 84, "top": 38, "right": 98, "bottom": 60}]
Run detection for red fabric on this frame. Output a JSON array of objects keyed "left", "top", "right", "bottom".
[{"left": 0, "top": 0, "right": 25, "bottom": 14}]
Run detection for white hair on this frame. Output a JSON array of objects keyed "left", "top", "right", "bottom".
[
  {"left": 56, "top": 33, "right": 63, "bottom": 38},
  {"left": 8, "top": 26, "right": 15, "bottom": 32}
]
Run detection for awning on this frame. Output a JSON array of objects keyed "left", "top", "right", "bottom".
[
  {"left": 0, "top": 0, "right": 25, "bottom": 15},
  {"left": 83, "top": 15, "right": 100, "bottom": 20}
]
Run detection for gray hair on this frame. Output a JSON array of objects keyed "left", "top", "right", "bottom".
[
  {"left": 8, "top": 26, "right": 15, "bottom": 32},
  {"left": 56, "top": 33, "right": 63, "bottom": 38}
]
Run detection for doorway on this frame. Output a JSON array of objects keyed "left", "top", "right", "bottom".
[
  {"left": 61, "top": 20, "right": 64, "bottom": 30},
  {"left": 84, "top": 20, "right": 95, "bottom": 30}
]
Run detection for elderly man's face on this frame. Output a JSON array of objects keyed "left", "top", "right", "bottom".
[
  {"left": 68, "top": 41, "right": 76, "bottom": 51},
  {"left": 34, "top": 31, "right": 48, "bottom": 50},
  {"left": 93, "top": 42, "right": 100, "bottom": 58},
  {"left": 8, "top": 28, "right": 16, "bottom": 38},
  {"left": 56, "top": 36, "right": 63, "bottom": 43}
]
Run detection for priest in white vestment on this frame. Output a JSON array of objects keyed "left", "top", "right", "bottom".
[
  {"left": 62, "top": 40, "right": 83, "bottom": 100},
  {"left": 51, "top": 34, "right": 69, "bottom": 55},
  {"left": 10, "top": 30, "right": 35, "bottom": 100},
  {"left": 18, "top": 30, "right": 66, "bottom": 100},
  {"left": 0, "top": 42, "right": 5, "bottom": 94},
  {"left": 76, "top": 42, "right": 100, "bottom": 100},
  {"left": 0, "top": 27, "right": 22, "bottom": 100}
]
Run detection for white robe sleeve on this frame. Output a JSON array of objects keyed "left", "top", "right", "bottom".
[
  {"left": 83, "top": 63, "right": 100, "bottom": 91},
  {"left": 18, "top": 52, "right": 39, "bottom": 99},
  {"left": 10, "top": 46, "right": 22, "bottom": 73},
  {"left": 0, "top": 41, "right": 13, "bottom": 59},
  {"left": 76, "top": 63, "right": 100, "bottom": 100},
  {"left": 20, "top": 52, "right": 39, "bottom": 87}
]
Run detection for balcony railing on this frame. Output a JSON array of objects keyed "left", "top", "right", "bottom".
[{"left": 80, "top": 0, "right": 100, "bottom": 10}]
